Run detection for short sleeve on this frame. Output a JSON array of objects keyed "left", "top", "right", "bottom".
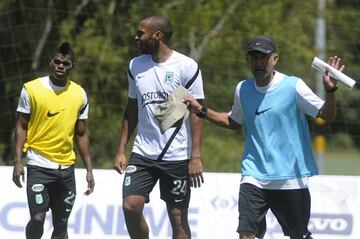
[
  {"left": 182, "top": 60, "right": 204, "bottom": 100},
  {"left": 127, "top": 61, "right": 136, "bottom": 99},
  {"left": 17, "top": 87, "right": 31, "bottom": 114},
  {"left": 78, "top": 88, "right": 89, "bottom": 120},
  {"left": 295, "top": 79, "right": 324, "bottom": 118},
  {"left": 228, "top": 82, "right": 243, "bottom": 124}
]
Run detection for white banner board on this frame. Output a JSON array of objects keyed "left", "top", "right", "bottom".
[{"left": 1, "top": 166, "right": 359, "bottom": 238}]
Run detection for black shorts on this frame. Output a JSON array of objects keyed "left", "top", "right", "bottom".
[
  {"left": 26, "top": 164, "right": 76, "bottom": 217},
  {"left": 237, "top": 183, "right": 312, "bottom": 239},
  {"left": 122, "top": 153, "right": 190, "bottom": 208}
]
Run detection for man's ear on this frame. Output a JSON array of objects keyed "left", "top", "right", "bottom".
[
  {"left": 152, "top": 31, "right": 162, "bottom": 40},
  {"left": 273, "top": 53, "right": 280, "bottom": 66}
]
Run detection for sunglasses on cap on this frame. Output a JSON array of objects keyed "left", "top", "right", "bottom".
[{"left": 51, "top": 58, "right": 73, "bottom": 68}]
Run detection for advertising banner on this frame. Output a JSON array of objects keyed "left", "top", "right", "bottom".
[{"left": 1, "top": 166, "right": 359, "bottom": 238}]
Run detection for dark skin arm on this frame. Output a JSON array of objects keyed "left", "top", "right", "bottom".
[
  {"left": 113, "top": 98, "right": 138, "bottom": 174},
  {"left": 317, "top": 56, "right": 345, "bottom": 122},
  {"left": 184, "top": 97, "right": 241, "bottom": 130},
  {"left": 75, "top": 119, "right": 95, "bottom": 195},
  {"left": 183, "top": 98, "right": 240, "bottom": 187},
  {"left": 188, "top": 100, "right": 204, "bottom": 188},
  {"left": 12, "top": 112, "right": 30, "bottom": 188}
]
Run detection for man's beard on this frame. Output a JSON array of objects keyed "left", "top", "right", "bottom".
[{"left": 140, "top": 41, "right": 159, "bottom": 55}]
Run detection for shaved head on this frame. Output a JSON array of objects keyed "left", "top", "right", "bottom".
[{"left": 142, "top": 16, "right": 173, "bottom": 43}]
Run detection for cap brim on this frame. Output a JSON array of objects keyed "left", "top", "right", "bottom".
[
  {"left": 154, "top": 86, "right": 190, "bottom": 134},
  {"left": 248, "top": 47, "right": 274, "bottom": 54}
]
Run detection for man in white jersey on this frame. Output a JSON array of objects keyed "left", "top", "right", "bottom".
[
  {"left": 113, "top": 16, "right": 205, "bottom": 239},
  {"left": 12, "top": 42, "right": 95, "bottom": 239},
  {"left": 184, "top": 36, "right": 345, "bottom": 239}
]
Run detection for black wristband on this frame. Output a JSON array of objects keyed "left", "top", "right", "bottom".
[
  {"left": 326, "top": 86, "right": 338, "bottom": 93},
  {"left": 196, "top": 106, "right": 208, "bottom": 118}
]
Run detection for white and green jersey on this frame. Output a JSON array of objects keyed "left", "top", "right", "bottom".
[{"left": 128, "top": 50, "right": 204, "bottom": 161}]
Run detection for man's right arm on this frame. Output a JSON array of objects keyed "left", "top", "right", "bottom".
[
  {"left": 13, "top": 112, "right": 29, "bottom": 188},
  {"left": 184, "top": 95, "right": 241, "bottom": 130},
  {"left": 113, "top": 98, "right": 138, "bottom": 174},
  {"left": 202, "top": 107, "right": 241, "bottom": 129}
]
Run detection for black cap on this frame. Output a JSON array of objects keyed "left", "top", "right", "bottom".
[{"left": 247, "top": 36, "right": 276, "bottom": 54}]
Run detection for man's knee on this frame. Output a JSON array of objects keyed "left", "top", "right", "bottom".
[
  {"left": 123, "top": 195, "right": 146, "bottom": 216},
  {"left": 50, "top": 209, "right": 70, "bottom": 237},
  {"left": 167, "top": 207, "right": 190, "bottom": 238},
  {"left": 26, "top": 213, "right": 46, "bottom": 239},
  {"left": 51, "top": 217, "right": 69, "bottom": 239},
  {"left": 53, "top": 217, "right": 68, "bottom": 230},
  {"left": 239, "top": 231, "right": 256, "bottom": 239},
  {"left": 168, "top": 208, "right": 187, "bottom": 225}
]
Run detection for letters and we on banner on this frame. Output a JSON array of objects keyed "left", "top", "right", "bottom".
[{"left": 0, "top": 166, "right": 359, "bottom": 238}]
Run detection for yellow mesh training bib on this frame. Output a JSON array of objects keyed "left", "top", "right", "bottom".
[{"left": 24, "top": 78, "right": 84, "bottom": 166}]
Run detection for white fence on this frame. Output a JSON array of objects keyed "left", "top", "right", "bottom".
[{"left": 1, "top": 166, "right": 359, "bottom": 238}]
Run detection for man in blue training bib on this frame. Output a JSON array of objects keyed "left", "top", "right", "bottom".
[{"left": 184, "top": 35, "right": 345, "bottom": 239}]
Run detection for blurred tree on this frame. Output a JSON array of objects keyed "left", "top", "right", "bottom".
[{"left": 0, "top": 0, "right": 359, "bottom": 170}]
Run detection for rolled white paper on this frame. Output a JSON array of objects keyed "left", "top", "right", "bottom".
[{"left": 311, "top": 56, "right": 356, "bottom": 90}]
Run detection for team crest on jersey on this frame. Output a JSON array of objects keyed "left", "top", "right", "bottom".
[
  {"left": 124, "top": 176, "right": 131, "bottom": 186},
  {"left": 35, "top": 194, "right": 43, "bottom": 204},
  {"left": 164, "top": 71, "right": 174, "bottom": 84}
]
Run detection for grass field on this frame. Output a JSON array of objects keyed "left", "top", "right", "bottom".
[
  {"left": 323, "top": 150, "right": 360, "bottom": 175},
  {"left": 201, "top": 125, "right": 360, "bottom": 175}
]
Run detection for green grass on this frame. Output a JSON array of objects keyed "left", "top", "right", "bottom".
[
  {"left": 201, "top": 124, "right": 243, "bottom": 172},
  {"left": 322, "top": 150, "right": 360, "bottom": 175},
  {"left": 202, "top": 124, "right": 360, "bottom": 175}
]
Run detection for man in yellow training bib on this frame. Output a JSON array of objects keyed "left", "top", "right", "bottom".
[{"left": 12, "top": 42, "right": 95, "bottom": 239}]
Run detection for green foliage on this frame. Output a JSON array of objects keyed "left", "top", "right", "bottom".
[
  {"left": 323, "top": 149, "right": 360, "bottom": 175},
  {"left": 328, "top": 132, "right": 354, "bottom": 149},
  {"left": 1, "top": 0, "right": 360, "bottom": 171},
  {"left": 201, "top": 123, "right": 244, "bottom": 172}
]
